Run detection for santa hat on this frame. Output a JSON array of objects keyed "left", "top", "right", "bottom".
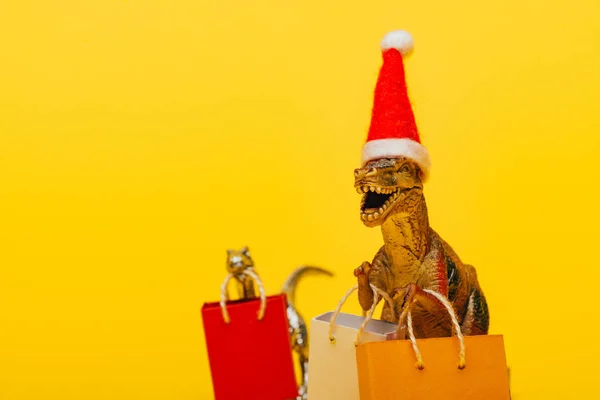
[{"left": 362, "top": 30, "right": 431, "bottom": 180}]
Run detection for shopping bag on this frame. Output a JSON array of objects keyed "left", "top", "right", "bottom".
[
  {"left": 201, "top": 269, "right": 298, "bottom": 400},
  {"left": 356, "top": 288, "right": 510, "bottom": 400},
  {"left": 307, "top": 284, "right": 398, "bottom": 400}
]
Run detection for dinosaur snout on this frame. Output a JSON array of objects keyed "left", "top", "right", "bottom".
[{"left": 354, "top": 167, "right": 377, "bottom": 182}]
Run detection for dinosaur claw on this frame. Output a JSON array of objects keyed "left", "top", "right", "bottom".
[
  {"left": 391, "top": 283, "right": 419, "bottom": 310},
  {"left": 403, "top": 283, "right": 417, "bottom": 303},
  {"left": 391, "top": 287, "right": 403, "bottom": 299},
  {"left": 354, "top": 261, "right": 372, "bottom": 278}
]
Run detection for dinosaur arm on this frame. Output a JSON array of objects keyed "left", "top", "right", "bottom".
[{"left": 354, "top": 247, "right": 392, "bottom": 311}]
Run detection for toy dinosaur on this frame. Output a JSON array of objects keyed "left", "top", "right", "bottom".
[
  {"left": 226, "top": 247, "right": 332, "bottom": 399},
  {"left": 282, "top": 266, "right": 333, "bottom": 399},
  {"left": 226, "top": 246, "right": 258, "bottom": 300},
  {"left": 352, "top": 30, "right": 489, "bottom": 339}
]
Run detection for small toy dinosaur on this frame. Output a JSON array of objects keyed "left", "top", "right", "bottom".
[
  {"left": 352, "top": 30, "right": 489, "bottom": 339},
  {"left": 226, "top": 246, "right": 257, "bottom": 300},
  {"left": 282, "top": 265, "right": 333, "bottom": 399},
  {"left": 226, "top": 247, "right": 332, "bottom": 399}
]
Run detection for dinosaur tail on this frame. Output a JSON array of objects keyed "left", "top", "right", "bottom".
[{"left": 282, "top": 266, "right": 333, "bottom": 304}]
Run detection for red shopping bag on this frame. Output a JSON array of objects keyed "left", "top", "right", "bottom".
[{"left": 201, "top": 270, "right": 298, "bottom": 400}]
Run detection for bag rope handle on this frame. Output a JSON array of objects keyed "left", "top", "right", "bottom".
[
  {"left": 328, "top": 285, "right": 358, "bottom": 344},
  {"left": 397, "top": 288, "right": 466, "bottom": 370},
  {"left": 219, "top": 269, "right": 266, "bottom": 324},
  {"left": 328, "top": 284, "right": 395, "bottom": 345},
  {"left": 355, "top": 284, "right": 395, "bottom": 346}
]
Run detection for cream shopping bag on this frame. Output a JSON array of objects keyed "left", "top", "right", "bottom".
[{"left": 307, "top": 285, "right": 397, "bottom": 400}]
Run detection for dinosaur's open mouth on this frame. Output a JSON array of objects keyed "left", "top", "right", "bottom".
[{"left": 357, "top": 185, "right": 401, "bottom": 222}]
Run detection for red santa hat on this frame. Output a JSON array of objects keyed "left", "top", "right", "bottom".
[{"left": 362, "top": 30, "right": 431, "bottom": 180}]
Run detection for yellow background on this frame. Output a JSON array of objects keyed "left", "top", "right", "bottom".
[{"left": 1, "top": 1, "right": 599, "bottom": 399}]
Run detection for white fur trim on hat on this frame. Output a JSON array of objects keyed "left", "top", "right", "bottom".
[
  {"left": 362, "top": 138, "right": 431, "bottom": 178},
  {"left": 380, "top": 30, "right": 414, "bottom": 55}
]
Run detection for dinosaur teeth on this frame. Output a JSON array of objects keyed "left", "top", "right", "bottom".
[
  {"left": 357, "top": 185, "right": 399, "bottom": 194},
  {"left": 367, "top": 214, "right": 374, "bottom": 221},
  {"left": 373, "top": 212, "right": 380, "bottom": 219},
  {"left": 378, "top": 208, "right": 383, "bottom": 214},
  {"left": 361, "top": 213, "right": 368, "bottom": 221}
]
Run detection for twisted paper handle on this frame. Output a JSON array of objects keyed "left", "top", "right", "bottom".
[
  {"left": 355, "top": 284, "right": 396, "bottom": 346},
  {"left": 328, "top": 285, "right": 358, "bottom": 344},
  {"left": 219, "top": 269, "right": 266, "bottom": 324},
  {"left": 397, "top": 288, "right": 466, "bottom": 370},
  {"left": 327, "top": 284, "right": 395, "bottom": 345}
]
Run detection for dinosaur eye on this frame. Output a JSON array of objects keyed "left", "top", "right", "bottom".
[{"left": 399, "top": 165, "right": 410, "bottom": 173}]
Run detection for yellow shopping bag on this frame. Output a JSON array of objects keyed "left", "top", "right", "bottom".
[{"left": 356, "top": 289, "right": 510, "bottom": 400}]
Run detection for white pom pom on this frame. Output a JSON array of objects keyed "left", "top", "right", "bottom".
[{"left": 380, "top": 30, "right": 414, "bottom": 55}]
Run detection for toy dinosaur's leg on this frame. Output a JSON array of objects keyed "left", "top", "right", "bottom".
[
  {"left": 298, "top": 351, "right": 308, "bottom": 399},
  {"left": 460, "top": 288, "right": 489, "bottom": 335},
  {"left": 393, "top": 283, "right": 453, "bottom": 338},
  {"left": 286, "top": 303, "right": 309, "bottom": 399},
  {"left": 296, "top": 326, "right": 309, "bottom": 399}
]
